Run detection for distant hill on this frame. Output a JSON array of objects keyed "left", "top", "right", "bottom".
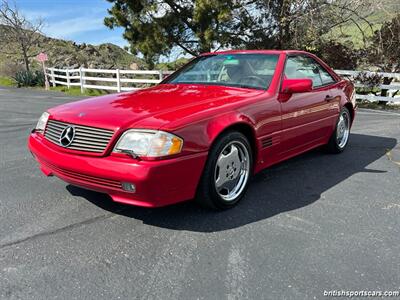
[
  {"left": 328, "top": 0, "right": 400, "bottom": 48},
  {"left": 0, "top": 24, "right": 145, "bottom": 74}
]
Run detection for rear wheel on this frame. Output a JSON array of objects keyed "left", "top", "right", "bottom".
[
  {"left": 196, "top": 131, "right": 252, "bottom": 210},
  {"left": 326, "top": 107, "right": 351, "bottom": 153}
]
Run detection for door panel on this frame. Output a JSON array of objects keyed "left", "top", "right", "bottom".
[
  {"left": 249, "top": 96, "right": 282, "bottom": 171},
  {"left": 280, "top": 89, "right": 334, "bottom": 153},
  {"left": 325, "top": 82, "right": 343, "bottom": 127},
  {"left": 280, "top": 55, "right": 338, "bottom": 154}
]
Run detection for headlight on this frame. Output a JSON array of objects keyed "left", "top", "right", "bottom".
[
  {"left": 114, "top": 129, "right": 183, "bottom": 158},
  {"left": 35, "top": 112, "right": 50, "bottom": 132}
]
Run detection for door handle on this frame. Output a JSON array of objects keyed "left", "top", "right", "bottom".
[{"left": 325, "top": 95, "right": 335, "bottom": 102}]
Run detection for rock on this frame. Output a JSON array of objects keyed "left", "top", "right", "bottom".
[{"left": 0, "top": 24, "right": 146, "bottom": 72}]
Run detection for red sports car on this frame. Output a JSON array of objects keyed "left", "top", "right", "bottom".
[{"left": 28, "top": 50, "right": 356, "bottom": 209}]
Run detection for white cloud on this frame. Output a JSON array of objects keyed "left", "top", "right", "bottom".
[
  {"left": 20, "top": 9, "right": 51, "bottom": 20},
  {"left": 43, "top": 16, "right": 105, "bottom": 39},
  {"left": 18, "top": 3, "right": 124, "bottom": 46},
  {"left": 20, "top": 5, "right": 106, "bottom": 22}
]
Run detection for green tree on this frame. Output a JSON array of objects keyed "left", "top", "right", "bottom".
[
  {"left": 367, "top": 14, "right": 400, "bottom": 102},
  {"left": 104, "top": 0, "right": 236, "bottom": 67},
  {"left": 104, "top": 0, "right": 377, "bottom": 65},
  {"left": 368, "top": 14, "right": 400, "bottom": 73},
  {"left": 312, "top": 40, "right": 359, "bottom": 70}
]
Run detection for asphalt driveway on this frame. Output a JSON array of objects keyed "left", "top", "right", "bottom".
[{"left": 0, "top": 86, "right": 399, "bottom": 299}]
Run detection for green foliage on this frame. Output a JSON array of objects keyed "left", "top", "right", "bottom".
[
  {"left": 156, "top": 58, "right": 190, "bottom": 71},
  {"left": 311, "top": 40, "right": 359, "bottom": 70},
  {"left": 0, "top": 76, "right": 15, "bottom": 86},
  {"left": 34, "top": 70, "right": 45, "bottom": 86},
  {"left": 328, "top": 0, "right": 400, "bottom": 48},
  {"left": 354, "top": 72, "right": 383, "bottom": 88},
  {"left": 104, "top": 0, "right": 400, "bottom": 72},
  {"left": 105, "top": 0, "right": 378, "bottom": 65},
  {"left": 12, "top": 70, "right": 45, "bottom": 87},
  {"left": 0, "top": 23, "right": 145, "bottom": 72},
  {"left": 13, "top": 70, "right": 37, "bottom": 87},
  {"left": 368, "top": 14, "right": 400, "bottom": 72},
  {"left": 50, "top": 86, "right": 107, "bottom": 97},
  {"left": 105, "top": 0, "right": 238, "bottom": 67}
]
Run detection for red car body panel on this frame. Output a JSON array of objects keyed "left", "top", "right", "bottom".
[
  {"left": 28, "top": 50, "right": 356, "bottom": 207},
  {"left": 29, "top": 133, "right": 208, "bottom": 207}
]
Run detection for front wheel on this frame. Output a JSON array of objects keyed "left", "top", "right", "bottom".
[
  {"left": 196, "top": 131, "right": 253, "bottom": 210},
  {"left": 326, "top": 107, "right": 351, "bottom": 153}
]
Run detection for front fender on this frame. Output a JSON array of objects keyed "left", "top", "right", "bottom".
[
  {"left": 172, "top": 111, "right": 257, "bottom": 155},
  {"left": 206, "top": 113, "right": 256, "bottom": 145}
]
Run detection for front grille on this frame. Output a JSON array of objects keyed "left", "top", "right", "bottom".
[
  {"left": 44, "top": 120, "right": 114, "bottom": 153},
  {"left": 41, "top": 160, "right": 122, "bottom": 190}
]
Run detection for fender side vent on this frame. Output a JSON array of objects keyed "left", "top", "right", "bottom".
[{"left": 261, "top": 137, "right": 273, "bottom": 148}]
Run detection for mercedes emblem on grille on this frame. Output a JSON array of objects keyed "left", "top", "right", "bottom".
[{"left": 59, "top": 126, "right": 75, "bottom": 147}]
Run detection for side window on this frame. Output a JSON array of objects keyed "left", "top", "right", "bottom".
[{"left": 284, "top": 55, "right": 336, "bottom": 88}]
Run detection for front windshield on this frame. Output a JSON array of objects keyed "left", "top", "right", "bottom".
[{"left": 163, "top": 54, "right": 279, "bottom": 90}]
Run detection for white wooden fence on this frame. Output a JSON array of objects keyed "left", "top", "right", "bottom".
[
  {"left": 335, "top": 70, "right": 400, "bottom": 103},
  {"left": 46, "top": 67, "right": 173, "bottom": 93},
  {"left": 46, "top": 67, "right": 400, "bottom": 103}
]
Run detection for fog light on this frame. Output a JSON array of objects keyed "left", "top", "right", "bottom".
[{"left": 121, "top": 182, "right": 136, "bottom": 193}]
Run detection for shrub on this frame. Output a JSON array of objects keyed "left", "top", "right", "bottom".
[
  {"left": 311, "top": 40, "right": 359, "bottom": 70},
  {"left": 354, "top": 72, "right": 383, "bottom": 89},
  {"left": 354, "top": 71, "right": 384, "bottom": 98},
  {"left": 34, "top": 70, "right": 45, "bottom": 86},
  {"left": 13, "top": 70, "right": 45, "bottom": 87},
  {"left": 13, "top": 70, "right": 36, "bottom": 87}
]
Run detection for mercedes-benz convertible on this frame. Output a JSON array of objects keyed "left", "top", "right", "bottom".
[{"left": 28, "top": 50, "right": 356, "bottom": 209}]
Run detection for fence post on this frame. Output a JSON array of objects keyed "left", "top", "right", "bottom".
[
  {"left": 116, "top": 69, "right": 121, "bottom": 93},
  {"left": 79, "top": 67, "right": 84, "bottom": 94},
  {"left": 50, "top": 68, "right": 56, "bottom": 87},
  {"left": 66, "top": 69, "right": 70, "bottom": 89},
  {"left": 159, "top": 70, "right": 163, "bottom": 82}
]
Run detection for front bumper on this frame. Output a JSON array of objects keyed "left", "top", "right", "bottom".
[{"left": 28, "top": 133, "right": 208, "bottom": 207}]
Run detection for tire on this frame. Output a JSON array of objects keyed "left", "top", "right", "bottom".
[
  {"left": 196, "top": 131, "right": 253, "bottom": 210},
  {"left": 326, "top": 107, "right": 351, "bottom": 153}
]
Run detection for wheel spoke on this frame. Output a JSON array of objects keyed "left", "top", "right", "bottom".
[
  {"left": 337, "top": 111, "right": 350, "bottom": 148},
  {"left": 217, "top": 146, "right": 237, "bottom": 168},
  {"left": 215, "top": 174, "right": 224, "bottom": 189},
  {"left": 213, "top": 140, "right": 250, "bottom": 201},
  {"left": 215, "top": 171, "right": 233, "bottom": 190}
]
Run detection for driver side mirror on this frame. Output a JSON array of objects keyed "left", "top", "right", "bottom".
[{"left": 281, "top": 78, "right": 313, "bottom": 94}]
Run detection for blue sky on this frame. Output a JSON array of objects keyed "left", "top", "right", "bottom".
[{"left": 16, "top": 0, "right": 127, "bottom": 47}]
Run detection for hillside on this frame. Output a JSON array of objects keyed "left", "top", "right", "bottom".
[
  {"left": 0, "top": 24, "right": 145, "bottom": 74},
  {"left": 328, "top": 0, "right": 400, "bottom": 48}
]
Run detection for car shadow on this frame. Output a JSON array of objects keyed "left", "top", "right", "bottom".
[{"left": 67, "top": 133, "right": 397, "bottom": 232}]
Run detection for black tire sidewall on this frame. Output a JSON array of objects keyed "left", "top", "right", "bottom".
[
  {"left": 335, "top": 107, "right": 351, "bottom": 152},
  {"left": 197, "top": 131, "right": 253, "bottom": 210},
  {"left": 328, "top": 107, "right": 351, "bottom": 153}
]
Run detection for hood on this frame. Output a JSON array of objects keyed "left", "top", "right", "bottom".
[{"left": 48, "top": 84, "right": 265, "bottom": 130}]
